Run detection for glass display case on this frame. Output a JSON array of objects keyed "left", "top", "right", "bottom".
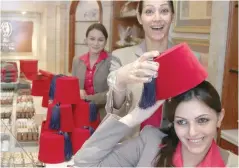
[{"left": 0, "top": 60, "right": 45, "bottom": 167}]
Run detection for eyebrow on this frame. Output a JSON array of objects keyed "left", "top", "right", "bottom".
[
  {"left": 144, "top": 3, "right": 169, "bottom": 8},
  {"left": 195, "top": 114, "right": 210, "bottom": 119},
  {"left": 89, "top": 36, "right": 105, "bottom": 39},
  {"left": 175, "top": 114, "right": 210, "bottom": 120}
]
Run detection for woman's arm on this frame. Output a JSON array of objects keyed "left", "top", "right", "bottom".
[
  {"left": 73, "top": 100, "right": 165, "bottom": 167},
  {"left": 74, "top": 114, "right": 164, "bottom": 167},
  {"left": 106, "top": 56, "right": 133, "bottom": 116},
  {"left": 74, "top": 114, "right": 143, "bottom": 167},
  {"left": 109, "top": 56, "right": 129, "bottom": 109}
]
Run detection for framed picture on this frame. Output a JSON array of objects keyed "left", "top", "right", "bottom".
[
  {"left": 1, "top": 20, "right": 33, "bottom": 52},
  {"left": 171, "top": 37, "right": 210, "bottom": 53},
  {"left": 173, "top": 1, "right": 212, "bottom": 34}
]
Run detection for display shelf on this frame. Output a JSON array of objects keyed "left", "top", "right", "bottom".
[
  {"left": 1, "top": 89, "right": 43, "bottom": 153},
  {"left": 111, "top": 1, "right": 143, "bottom": 52}
]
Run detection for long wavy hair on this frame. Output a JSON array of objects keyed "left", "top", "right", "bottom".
[{"left": 153, "top": 81, "right": 222, "bottom": 167}]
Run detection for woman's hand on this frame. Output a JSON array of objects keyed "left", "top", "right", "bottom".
[
  {"left": 119, "top": 100, "right": 165, "bottom": 127},
  {"left": 80, "top": 90, "right": 87, "bottom": 100},
  {"left": 115, "top": 51, "right": 160, "bottom": 89}
]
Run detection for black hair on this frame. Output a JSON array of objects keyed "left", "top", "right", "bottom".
[
  {"left": 154, "top": 81, "right": 222, "bottom": 167},
  {"left": 85, "top": 23, "right": 108, "bottom": 40}
]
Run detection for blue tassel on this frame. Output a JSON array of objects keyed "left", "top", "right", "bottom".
[
  {"left": 89, "top": 102, "right": 97, "bottom": 122},
  {"left": 49, "top": 74, "right": 65, "bottom": 100},
  {"left": 58, "top": 131, "right": 73, "bottom": 161},
  {"left": 63, "top": 132, "right": 73, "bottom": 161},
  {"left": 138, "top": 78, "right": 156, "bottom": 109},
  {"left": 50, "top": 103, "right": 61, "bottom": 130},
  {"left": 83, "top": 126, "right": 95, "bottom": 135}
]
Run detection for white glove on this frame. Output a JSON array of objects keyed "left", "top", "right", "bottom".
[
  {"left": 115, "top": 51, "right": 160, "bottom": 90},
  {"left": 119, "top": 100, "right": 165, "bottom": 127}
]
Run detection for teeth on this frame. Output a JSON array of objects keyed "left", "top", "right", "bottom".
[
  {"left": 189, "top": 138, "right": 203, "bottom": 143},
  {"left": 151, "top": 26, "right": 163, "bottom": 29}
]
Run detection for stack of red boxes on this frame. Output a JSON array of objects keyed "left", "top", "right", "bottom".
[
  {"left": 1, "top": 61, "right": 18, "bottom": 83},
  {"left": 38, "top": 76, "right": 101, "bottom": 163}
]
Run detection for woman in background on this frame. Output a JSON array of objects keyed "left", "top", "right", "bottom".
[
  {"left": 72, "top": 23, "right": 120, "bottom": 121},
  {"left": 74, "top": 81, "right": 238, "bottom": 167}
]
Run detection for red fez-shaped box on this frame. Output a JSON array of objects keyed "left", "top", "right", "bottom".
[
  {"left": 31, "top": 75, "right": 51, "bottom": 96},
  {"left": 39, "top": 69, "right": 54, "bottom": 81},
  {"left": 20, "top": 60, "right": 38, "bottom": 72},
  {"left": 40, "top": 120, "right": 57, "bottom": 134},
  {"left": 44, "top": 103, "right": 55, "bottom": 130},
  {"left": 41, "top": 91, "right": 49, "bottom": 107},
  {"left": 38, "top": 132, "right": 65, "bottom": 163},
  {"left": 71, "top": 128, "right": 91, "bottom": 154},
  {"left": 60, "top": 104, "right": 74, "bottom": 132},
  {"left": 154, "top": 43, "right": 208, "bottom": 100},
  {"left": 20, "top": 60, "right": 38, "bottom": 80},
  {"left": 72, "top": 101, "right": 100, "bottom": 130},
  {"left": 54, "top": 76, "right": 80, "bottom": 104},
  {"left": 45, "top": 103, "right": 74, "bottom": 132}
]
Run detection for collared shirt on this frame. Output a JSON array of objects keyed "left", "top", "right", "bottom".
[{"left": 80, "top": 51, "right": 108, "bottom": 95}]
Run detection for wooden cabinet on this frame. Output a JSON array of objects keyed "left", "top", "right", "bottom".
[
  {"left": 220, "top": 0, "right": 238, "bottom": 130},
  {"left": 219, "top": 138, "right": 238, "bottom": 155},
  {"left": 218, "top": 1, "right": 238, "bottom": 153},
  {"left": 111, "top": 1, "right": 144, "bottom": 51}
]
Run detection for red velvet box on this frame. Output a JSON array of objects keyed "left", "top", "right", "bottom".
[
  {"left": 31, "top": 75, "right": 51, "bottom": 96},
  {"left": 154, "top": 43, "right": 208, "bottom": 100},
  {"left": 45, "top": 103, "right": 74, "bottom": 132},
  {"left": 71, "top": 128, "right": 91, "bottom": 154},
  {"left": 38, "top": 132, "right": 65, "bottom": 164},
  {"left": 54, "top": 76, "right": 80, "bottom": 104},
  {"left": 72, "top": 101, "right": 100, "bottom": 130}
]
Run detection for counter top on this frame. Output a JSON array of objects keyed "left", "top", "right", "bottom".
[{"left": 221, "top": 129, "right": 238, "bottom": 146}]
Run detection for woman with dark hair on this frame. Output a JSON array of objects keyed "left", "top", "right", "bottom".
[
  {"left": 73, "top": 81, "right": 238, "bottom": 167},
  {"left": 72, "top": 23, "right": 120, "bottom": 120},
  {"left": 107, "top": 0, "right": 208, "bottom": 129}
]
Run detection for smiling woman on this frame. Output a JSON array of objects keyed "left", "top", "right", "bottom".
[
  {"left": 158, "top": 81, "right": 225, "bottom": 167},
  {"left": 106, "top": 0, "right": 205, "bottom": 133},
  {"left": 71, "top": 23, "right": 121, "bottom": 122}
]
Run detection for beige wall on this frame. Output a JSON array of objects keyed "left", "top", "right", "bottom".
[{"left": 207, "top": 1, "right": 229, "bottom": 97}]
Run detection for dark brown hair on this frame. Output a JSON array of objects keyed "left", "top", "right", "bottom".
[
  {"left": 154, "top": 81, "right": 222, "bottom": 167},
  {"left": 85, "top": 23, "right": 108, "bottom": 40},
  {"left": 138, "top": 0, "right": 175, "bottom": 15}
]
